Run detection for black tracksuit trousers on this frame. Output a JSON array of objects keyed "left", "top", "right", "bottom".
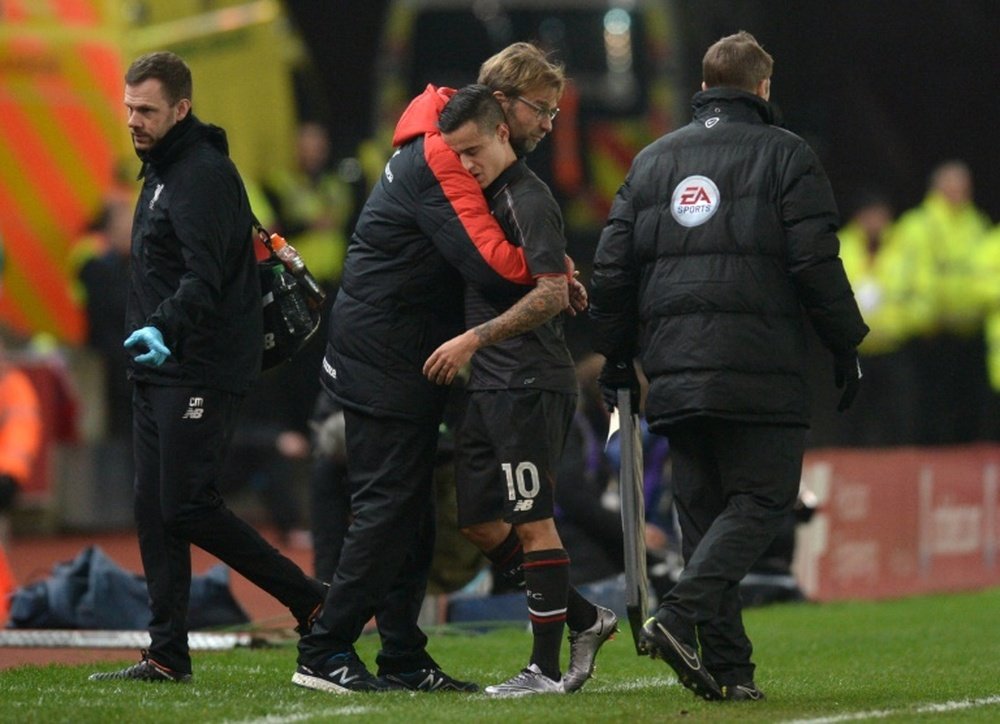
[
  {"left": 297, "top": 407, "right": 440, "bottom": 675},
  {"left": 132, "top": 383, "right": 323, "bottom": 673},
  {"left": 654, "top": 418, "right": 806, "bottom": 687}
]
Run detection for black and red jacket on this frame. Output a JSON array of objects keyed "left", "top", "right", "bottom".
[{"left": 323, "top": 85, "right": 532, "bottom": 421}]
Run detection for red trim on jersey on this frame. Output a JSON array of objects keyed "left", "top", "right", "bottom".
[{"left": 425, "top": 133, "right": 533, "bottom": 285}]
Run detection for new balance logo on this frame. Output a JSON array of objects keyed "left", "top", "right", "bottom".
[
  {"left": 415, "top": 672, "right": 445, "bottom": 691},
  {"left": 181, "top": 397, "right": 204, "bottom": 420},
  {"left": 328, "top": 666, "right": 361, "bottom": 686},
  {"left": 512, "top": 500, "right": 534, "bottom": 512}
]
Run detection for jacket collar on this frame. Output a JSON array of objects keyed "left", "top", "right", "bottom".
[
  {"left": 137, "top": 113, "right": 229, "bottom": 178},
  {"left": 691, "top": 88, "right": 777, "bottom": 126},
  {"left": 484, "top": 157, "right": 528, "bottom": 200}
]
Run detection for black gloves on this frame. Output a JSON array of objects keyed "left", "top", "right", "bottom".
[
  {"left": 834, "top": 350, "right": 862, "bottom": 412},
  {"left": 0, "top": 473, "right": 19, "bottom": 511},
  {"left": 598, "top": 358, "right": 640, "bottom": 412}
]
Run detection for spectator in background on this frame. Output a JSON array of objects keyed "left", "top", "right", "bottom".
[
  {"left": 263, "top": 121, "right": 355, "bottom": 291},
  {"left": 892, "top": 161, "right": 991, "bottom": 444},
  {"left": 0, "top": 337, "right": 42, "bottom": 541},
  {"left": 70, "top": 184, "right": 137, "bottom": 526},
  {"left": 836, "top": 191, "right": 918, "bottom": 446},
  {"left": 975, "top": 222, "right": 1000, "bottom": 440}
]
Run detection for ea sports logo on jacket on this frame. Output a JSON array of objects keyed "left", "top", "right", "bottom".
[{"left": 670, "top": 175, "right": 720, "bottom": 227}]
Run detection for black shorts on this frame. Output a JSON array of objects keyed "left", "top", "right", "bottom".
[{"left": 455, "top": 388, "right": 577, "bottom": 527}]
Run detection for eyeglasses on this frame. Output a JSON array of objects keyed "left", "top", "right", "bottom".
[{"left": 514, "top": 96, "right": 560, "bottom": 121}]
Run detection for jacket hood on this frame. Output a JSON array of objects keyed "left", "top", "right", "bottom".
[
  {"left": 392, "top": 84, "right": 455, "bottom": 147},
  {"left": 138, "top": 113, "right": 230, "bottom": 172}
]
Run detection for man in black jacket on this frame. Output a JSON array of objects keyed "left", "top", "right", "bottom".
[
  {"left": 590, "top": 32, "right": 868, "bottom": 701},
  {"left": 90, "top": 52, "right": 324, "bottom": 684}
]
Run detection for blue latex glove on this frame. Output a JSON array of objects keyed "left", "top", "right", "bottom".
[{"left": 124, "top": 326, "right": 171, "bottom": 367}]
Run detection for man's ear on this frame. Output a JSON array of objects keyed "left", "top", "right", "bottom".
[
  {"left": 175, "top": 98, "right": 192, "bottom": 120},
  {"left": 497, "top": 122, "right": 510, "bottom": 144},
  {"left": 757, "top": 78, "right": 771, "bottom": 101}
]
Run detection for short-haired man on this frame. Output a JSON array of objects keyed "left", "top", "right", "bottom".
[
  {"left": 425, "top": 85, "right": 613, "bottom": 696},
  {"left": 90, "top": 51, "right": 325, "bottom": 684},
  {"left": 591, "top": 31, "right": 868, "bottom": 701}
]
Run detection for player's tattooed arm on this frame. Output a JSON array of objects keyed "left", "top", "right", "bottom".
[
  {"left": 473, "top": 275, "right": 568, "bottom": 347},
  {"left": 422, "top": 275, "right": 570, "bottom": 385}
]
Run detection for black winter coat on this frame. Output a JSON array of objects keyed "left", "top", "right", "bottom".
[
  {"left": 126, "top": 114, "right": 261, "bottom": 393},
  {"left": 590, "top": 89, "right": 868, "bottom": 428},
  {"left": 323, "top": 85, "right": 533, "bottom": 421}
]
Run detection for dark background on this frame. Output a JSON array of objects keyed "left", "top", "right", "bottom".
[{"left": 286, "top": 0, "right": 999, "bottom": 221}]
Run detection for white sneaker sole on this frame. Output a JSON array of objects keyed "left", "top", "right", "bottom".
[{"left": 291, "top": 670, "right": 352, "bottom": 694}]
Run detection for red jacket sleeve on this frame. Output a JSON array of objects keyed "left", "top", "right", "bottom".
[{"left": 424, "top": 133, "right": 533, "bottom": 285}]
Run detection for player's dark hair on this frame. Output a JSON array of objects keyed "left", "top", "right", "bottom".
[
  {"left": 438, "top": 84, "right": 506, "bottom": 135},
  {"left": 125, "top": 51, "right": 192, "bottom": 106}
]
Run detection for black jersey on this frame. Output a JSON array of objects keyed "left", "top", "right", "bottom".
[{"left": 465, "top": 160, "right": 577, "bottom": 393}]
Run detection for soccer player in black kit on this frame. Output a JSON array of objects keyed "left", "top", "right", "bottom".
[{"left": 425, "top": 85, "right": 616, "bottom": 696}]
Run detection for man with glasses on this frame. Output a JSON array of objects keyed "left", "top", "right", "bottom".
[
  {"left": 295, "top": 42, "right": 592, "bottom": 695},
  {"left": 478, "top": 42, "right": 561, "bottom": 157}
]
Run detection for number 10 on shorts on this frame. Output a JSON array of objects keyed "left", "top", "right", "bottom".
[{"left": 502, "top": 461, "right": 540, "bottom": 512}]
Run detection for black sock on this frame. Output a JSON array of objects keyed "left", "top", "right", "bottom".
[
  {"left": 523, "top": 548, "right": 570, "bottom": 680},
  {"left": 486, "top": 528, "right": 525, "bottom": 591},
  {"left": 487, "top": 529, "right": 595, "bottom": 631}
]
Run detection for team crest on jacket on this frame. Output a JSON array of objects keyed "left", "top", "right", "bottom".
[{"left": 670, "top": 175, "right": 720, "bottom": 227}]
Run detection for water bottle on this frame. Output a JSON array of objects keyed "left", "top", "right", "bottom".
[
  {"left": 273, "top": 269, "right": 313, "bottom": 337},
  {"left": 269, "top": 233, "right": 326, "bottom": 310}
]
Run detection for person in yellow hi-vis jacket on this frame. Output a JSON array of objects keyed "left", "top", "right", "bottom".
[
  {"left": 890, "top": 161, "right": 991, "bottom": 444},
  {"left": 974, "top": 222, "right": 1000, "bottom": 440},
  {"left": 262, "top": 122, "right": 355, "bottom": 290},
  {"left": 837, "top": 193, "right": 920, "bottom": 445}
]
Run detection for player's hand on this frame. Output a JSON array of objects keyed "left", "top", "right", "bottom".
[
  {"left": 834, "top": 349, "right": 862, "bottom": 411},
  {"left": 124, "top": 326, "right": 171, "bottom": 367},
  {"left": 563, "top": 255, "right": 587, "bottom": 315},
  {"left": 423, "top": 330, "right": 479, "bottom": 385},
  {"left": 567, "top": 277, "right": 588, "bottom": 315}
]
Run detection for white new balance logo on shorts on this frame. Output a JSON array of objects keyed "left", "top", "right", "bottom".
[
  {"left": 181, "top": 397, "right": 204, "bottom": 420},
  {"left": 513, "top": 500, "right": 534, "bottom": 512}
]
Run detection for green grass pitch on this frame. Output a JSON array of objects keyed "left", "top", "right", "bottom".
[{"left": 3, "top": 587, "right": 999, "bottom": 723}]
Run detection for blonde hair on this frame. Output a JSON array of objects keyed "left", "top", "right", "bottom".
[
  {"left": 702, "top": 31, "right": 773, "bottom": 93},
  {"left": 477, "top": 42, "right": 566, "bottom": 97}
]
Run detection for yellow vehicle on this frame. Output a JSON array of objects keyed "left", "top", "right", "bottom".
[
  {"left": 369, "top": 0, "right": 685, "bottom": 261},
  {"left": 0, "top": 0, "right": 300, "bottom": 343}
]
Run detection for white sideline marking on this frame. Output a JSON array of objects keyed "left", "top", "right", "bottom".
[
  {"left": 230, "top": 706, "right": 375, "bottom": 724},
  {"left": 782, "top": 694, "right": 1000, "bottom": 723}
]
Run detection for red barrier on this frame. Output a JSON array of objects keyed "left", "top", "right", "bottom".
[{"left": 795, "top": 445, "right": 1000, "bottom": 601}]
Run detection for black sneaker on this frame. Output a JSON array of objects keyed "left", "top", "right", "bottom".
[
  {"left": 88, "top": 650, "right": 191, "bottom": 683},
  {"left": 380, "top": 668, "right": 479, "bottom": 692},
  {"left": 292, "top": 652, "right": 392, "bottom": 694},
  {"left": 723, "top": 682, "right": 765, "bottom": 701},
  {"left": 639, "top": 617, "right": 723, "bottom": 701}
]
